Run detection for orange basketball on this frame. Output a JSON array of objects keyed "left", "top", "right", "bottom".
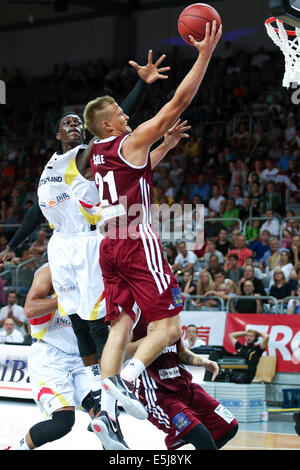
[{"left": 178, "top": 3, "right": 222, "bottom": 46}]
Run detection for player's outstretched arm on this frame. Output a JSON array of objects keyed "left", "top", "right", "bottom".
[
  {"left": 178, "top": 340, "right": 219, "bottom": 381},
  {"left": 121, "top": 50, "right": 170, "bottom": 117},
  {"left": 150, "top": 119, "right": 191, "bottom": 169},
  {"left": 123, "top": 21, "right": 222, "bottom": 167},
  {"left": 24, "top": 265, "right": 57, "bottom": 320}
]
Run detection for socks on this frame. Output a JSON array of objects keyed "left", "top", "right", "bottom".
[
  {"left": 121, "top": 358, "right": 146, "bottom": 383},
  {"left": 10, "top": 437, "right": 31, "bottom": 450},
  {"left": 101, "top": 390, "right": 117, "bottom": 420},
  {"left": 85, "top": 364, "right": 102, "bottom": 401}
]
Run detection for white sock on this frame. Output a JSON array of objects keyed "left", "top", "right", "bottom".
[
  {"left": 10, "top": 437, "right": 31, "bottom": 450},
  {"left": 85, "top": 364, "right": 102, "bottom": 399},
  {"left": 121, "top": 358, "right": 146, "bottom": 383},
  {"left": 101, "top": 389, "right": 116, "bottom": 420}
]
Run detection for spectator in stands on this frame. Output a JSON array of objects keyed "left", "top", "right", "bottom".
[
  {"left": 284, "top": 116, "right": 296, "bottom": 143},
  {"left": 207, "top": 254, "right": 225, "bottom": 280},
  {"left": 189, "top": 173, "right": 211, "bottom": 203},
  {"left": 230, "top": 280, "right": 263, "bottom": 314},
  {"left": 208, "top": 184, "right": 226, "bottom": 215},
  {"left": 3, "top": 206, "right": 20, "bottom": 242},
  {"left": 238, "top": 197, "right": 260, "bottom": 223},
  {"left": 195, "top": 270, "right": 215, "bottom": 307},
  {"left": 230, "top": 229, "right": 242, "bottom": 250},
  {"left": 204, "top": 210, "right": 225, "bottom": 241},
  {"left": 179, "top": 271, "right": 197, "bottom": 295},
  {"left": 278, "top": 146, "right": 296, "bottom": 171},
  {"left": 260, "top": 236, "right": 281, "bottom": 272},
  {"left": 202, "top": 239, "right": 224, "bottom": 266},
  {"left": 289, "top": 234, "right": 300, "bottom": 265},
  {"left": 0, "top": 289, "right": 26, "bottom": 334},
  {"left": 0, "top": 317, "right": 24, "bottom": 343},
  {"left": 0, "top": 277, "right": 6, "bottom": 307},
  {"left": 267, "top": 248, "right": 294, "bottom": 287},
  {"left": 261, "top": 158, "right": 279, "bottom": 184},
  {"left": 250, "top": 229, "right": 271, "bottom": 261},
  {"left": 212, "top": 269, "right": 235, "bottom": 293},
  {"left": 237, "top": 264, "right": 266, "bottom": 297},
  {"left": 228, "top": 329, "right": 269, "bottom": 383},
  {"left": 172, "top": 241, "right": 200, "bottom": 276},
  {"left": 227, "top": 234, "right": 253, "bottom": 267},
  {"left": 166, "top": 243, "right": 177, "bottom": 266},
  {"left": 243, "top": 256, "right": 264, "bottom": 280},
  {"left": 225, "top": 253, "right": 244, "bottom": 284},
  {"left": 287, "top": 284, "right": 300, "bottom": 314},
  {"left": 259, "top": 209, "right": 280, "bottom": 237},
  {"left": 216, "top": 227, "right": 232, "bottom": 256},
  {"left": 261, "top": 181, "right": 283, "bottom": 214},
  {"left": 269, "top": 268, "right": 292, "bottom": 307},
  {"left": 183, "top": 324, "right": 205, "bottom": 350},
  {"left": 28, "top": 229, "right": 48, "bottom": 262},
  {"left": 245, "top": 218, "right": 261, "bottom": 241},
  {"left": 222, "top": 198, "right": 240, "bottom": 229}
]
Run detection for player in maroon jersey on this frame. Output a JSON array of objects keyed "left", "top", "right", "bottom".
[
  {"left": 84, "top": 22, "right": 222, "bottom": 448},
  {"left": 126, "top": 313, "right": 239, "bottom": 450}
]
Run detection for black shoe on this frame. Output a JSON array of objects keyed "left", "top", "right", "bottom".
[
  {"left": 91, "top": 411, "right": 130, "bottom": 450},
  {"left": 103, "top": 374, "right": 148, "bottom": 420}
]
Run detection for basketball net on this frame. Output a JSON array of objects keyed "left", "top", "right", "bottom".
[{"left": 265, "top": 17, "right": 300, "bottom": 88}]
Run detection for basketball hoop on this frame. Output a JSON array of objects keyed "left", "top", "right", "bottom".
[{"left": 265, "top": 17, "right": 300, "bottom": 88}]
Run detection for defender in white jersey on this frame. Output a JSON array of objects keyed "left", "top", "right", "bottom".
[
  {"left": 7, "top": 264, "right": 97, "bottom": 451},
  {"left": 37, "top": 142, "right": 105, "bottom": 321}
]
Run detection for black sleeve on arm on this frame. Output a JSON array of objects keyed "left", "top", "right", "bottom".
[
  {"left": 8, "top": 201, "right": 45, "bottom": 251},
  {"left": 120, "top": 79, "right": 149, "bottom": 118}
]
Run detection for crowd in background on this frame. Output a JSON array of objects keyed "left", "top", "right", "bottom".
[{"left": 1, "top": 41, "right": 300, "bottom": 343}]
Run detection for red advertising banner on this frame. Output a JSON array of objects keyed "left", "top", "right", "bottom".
[{"left": 223, "top": 313, "right": 300, "bottom": 373}]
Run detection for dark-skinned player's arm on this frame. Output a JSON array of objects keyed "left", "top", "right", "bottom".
[
  {"left": 0, "top": 201, "right": 45, "bottom": 268},
  {"left": 177, "top": 340, "right": 219, "bottom": 381},
  {"left": 123, "top": 21, "right": 222, "bottom": 167},
  {"left": 24, "top": 264, "right": 57, "bottom": 320}
]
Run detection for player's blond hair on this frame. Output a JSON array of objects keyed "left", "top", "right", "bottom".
[{"left": 83, "top": 95, "right": 115, "bottom": 138}]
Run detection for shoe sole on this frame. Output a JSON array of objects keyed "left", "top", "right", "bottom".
[
  {"left": 91, "top": 418, "right": 129, "bottom": 451},
  {"left": 103, "top": 378, "right": 148, "bottom": 420}
]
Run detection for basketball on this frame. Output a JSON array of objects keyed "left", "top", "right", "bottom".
[{"left": 178, "top": 3, "right": 222, "bottom": 46}]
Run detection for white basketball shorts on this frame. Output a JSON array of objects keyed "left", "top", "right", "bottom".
[
  {"left": 47, "top": 230, "right": 106, "bottom": 321},
  {"left": 28, "top": 340, "right": 90, "bottom": 416}
]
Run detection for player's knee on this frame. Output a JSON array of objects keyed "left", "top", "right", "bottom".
[
  {"left": 215, "top": 423, "right": 239, "bottom": 449},
  {"left": 29, "top": 410, "right": 75, "bottom": 447},
  {"left": 167, "top": 324, "right": 182, "bottom": 344}
]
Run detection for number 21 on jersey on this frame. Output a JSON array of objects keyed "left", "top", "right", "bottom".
[{"left": 95, "top": 171, "right": 118, "bottom": 206}]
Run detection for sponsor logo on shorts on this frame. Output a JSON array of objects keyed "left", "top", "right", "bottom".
[
  {"left": 171, "top": 287, "right": 184, "bottom": 307},
  {"left": 172, "top": 412, "right": 191, "bottom": 432},
  {"left": 58, "top": 285, "right": 76, "bottom": 292},
  {"left": 214, "top": 404, "right": 235, "bottom": 424},
  {"left": 158, "top": 367, "right": 181, "bottom": 380}
]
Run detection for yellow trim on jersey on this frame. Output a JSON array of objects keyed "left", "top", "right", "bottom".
[
  {"left": 65, "top": 157, "right": 79, "bottom": 186},
  {"left": 78, "top": 202, "right": 102, "bottom": 226},
  {"left": 58, "top": 302, "right": 68, "bottom": 317},
  {"left": 90, "top": 291, "right": 105, "bottom": 321}
]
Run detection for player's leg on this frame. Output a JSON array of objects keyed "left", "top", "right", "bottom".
[
  {"left": 10, "top": 407, "right": 75, "bottom": 450},
  {"left": 121, "top": 314, "right": 181, "bottom": 383},
  {"left": 69, "top": 313, "right": 103, "bottom": 409}
]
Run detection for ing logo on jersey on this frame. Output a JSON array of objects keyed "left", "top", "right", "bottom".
[{"left": 40, "top": 192, "right": 71, "bottom": 210}]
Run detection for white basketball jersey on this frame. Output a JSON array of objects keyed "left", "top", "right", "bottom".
[
  {"left": 37, "top": 144, "right": 101, "bottom": 233},
  {"left": 30, "top": 306, "right": 79, "bottom": 355}
]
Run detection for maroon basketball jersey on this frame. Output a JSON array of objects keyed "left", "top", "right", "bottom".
[
  {"left": 132, "top": 313, "right": 193, "bottom": 394},
  {"left": 90, "top": 135, "right": 153, "bottom": 230}
]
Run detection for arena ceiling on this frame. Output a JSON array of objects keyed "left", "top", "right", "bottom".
[{"left": 0, "top": 0, "right": 230, "bottom": 31}]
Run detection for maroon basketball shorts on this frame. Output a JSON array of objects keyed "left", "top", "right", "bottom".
[
  {"left": 139, "top": 382, "right": 238, "bottom": 450},
  {"left": 99, "top": 228, "right": 184, "bottom": 323}
]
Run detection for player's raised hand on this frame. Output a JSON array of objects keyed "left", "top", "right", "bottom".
[
  {"left": 189, "top": 20, "right": 222, "bottom": 58},
  {"left": 128, "top": 50, "right": 170, "bottom": 84},
  {"left": 164, "top": 119, "right": 191, "bottom": 150}
]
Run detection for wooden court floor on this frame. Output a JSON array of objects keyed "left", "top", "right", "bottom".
[{"left": 224, "top": 430, "right": 300, "bottom": 450}]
